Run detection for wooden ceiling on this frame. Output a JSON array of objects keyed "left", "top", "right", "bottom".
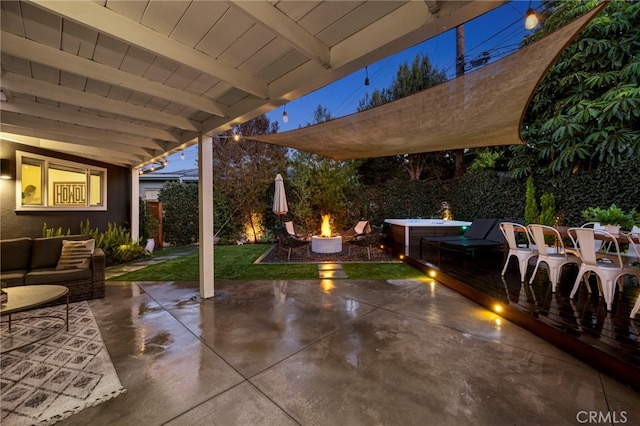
[{"left": 0, "top": 0, "right": 506, "bottom": 168}]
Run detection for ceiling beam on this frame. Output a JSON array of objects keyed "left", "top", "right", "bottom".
[
  {"left": 330, "top": 1, "right": 505, "bottom": 68},
  {"left": 2, "top": 99, "right": 177, "bottom": 145},
  {"left": 1, "top": 111, "right": 164, "bottom": 153},
  {"left": 30, "top": 0, "right": 268, "bottom": 99},
  {"left": 1, "top": 31, "right": 226, "bottom": 117},
  {"left": 2, "top": 72, "right": 199, "bottom": 131},
  {"left": 1, "top": 130, "right": 144, "bottom": 165},
  {"left": 1, "top": 123, "right": 154, "bottom": 158},
  {"left": 228, "top": 1, "right": 331, "bottom": 69},
  {"left": 425, "top": 1, "right": 441, "bottom": 14}
]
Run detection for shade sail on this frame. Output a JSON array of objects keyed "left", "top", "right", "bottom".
[{"left": 251, "top": 4, "right": 605, "bottom": 160}]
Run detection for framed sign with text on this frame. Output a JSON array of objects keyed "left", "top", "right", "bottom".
[{"left": 53, "top": 182, "right": 87, "bottom": 206}]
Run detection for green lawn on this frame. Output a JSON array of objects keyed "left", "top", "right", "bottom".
[{"left": 110, "top": 244, "right": 424, "bottom": 281}]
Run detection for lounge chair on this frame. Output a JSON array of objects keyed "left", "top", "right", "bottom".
[
  {"left": 283, "top": 221, "right": 310, "bottom": 240},
  {"left": 342, "top": 220, "right": 372, "bottom": 241},
  {"left": 419, "top": 218, "right": 497, "bottom": 258},
  {"left": 347, "top": 225, "right": 383, "bottom": 260},
  {"left": 438, "top": 221, "right": 505, "bottom": 258},
  {"left": 275, "top": 226, "right": 310, "bottom": 260}
]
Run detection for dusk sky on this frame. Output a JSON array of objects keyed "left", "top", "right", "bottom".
[{"left": 163, "top": 0, "right": 541, "bottom": 172}]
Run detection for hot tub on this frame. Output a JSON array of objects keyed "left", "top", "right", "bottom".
[{"left": 384, "top": 219, "right": 471, "bottom": 255}]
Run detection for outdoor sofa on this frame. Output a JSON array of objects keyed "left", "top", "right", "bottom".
[{"left": 0, "top": 235, "right": 105, "bottom": 303}]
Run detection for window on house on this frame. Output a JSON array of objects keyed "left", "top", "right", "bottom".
[
  {"left": 144, "top": 189, "right": 160, "bottom": 201},
  {"left": 16, "top": 151, "right": 107, "bottom": 211}
]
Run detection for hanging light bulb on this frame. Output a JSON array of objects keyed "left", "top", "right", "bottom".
[
  {"left": 233, "top": 132, "right": 241, "bottom": 142},
  {"left": 282, "top": 104, "right": 289, "bottom": 123},
  {"left": 525, "top": 8, "right": 538, "bottom": 29},
  {"left": 364, "top": 66, "right": 370, "bottom": 86},
  {"left": 180, "top": 151, "right": 185, "bottom": 160}
]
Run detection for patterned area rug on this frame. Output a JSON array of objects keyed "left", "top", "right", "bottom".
[{"left": 1, "top": 302, "right": 125, "bottom": 425}]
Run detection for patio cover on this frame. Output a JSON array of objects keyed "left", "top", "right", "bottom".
[{"left": 250, "top": 3, "right": 605, "bottom": 160}]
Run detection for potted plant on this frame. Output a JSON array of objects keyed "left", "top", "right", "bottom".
[{"left": 581, "top": 204, "right": 636, "bottom": 234}]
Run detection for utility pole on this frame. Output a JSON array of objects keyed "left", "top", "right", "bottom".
[
  {"left": 456, "top": 25, "right": 465, "bottom": 77},
  {"left": 454, "top": 25, "right": 466, "bottom": 177}
]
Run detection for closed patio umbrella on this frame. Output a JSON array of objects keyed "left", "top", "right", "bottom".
[{"left": 273, "top": 174, "right": 288, "bottom": 218}]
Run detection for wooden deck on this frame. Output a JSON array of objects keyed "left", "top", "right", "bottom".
[{"left": 390, "top": 239, "right": 640, "bottom": 390}]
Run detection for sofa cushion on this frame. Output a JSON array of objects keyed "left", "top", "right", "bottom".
[
  {"left": 30, "top": 235, "right": 91, "bottom": 270},
  {"left": 56, "top": 239, "right": 95, "bottom": 270},
  {"left": 0, "top": 270, "right": 28, "bottom": 287},
  {"left": 25, "top": 267, "right": 92, "bottom": 285},
  {"left": 1, "top": 237, "right": 32, "bottom": 271}
]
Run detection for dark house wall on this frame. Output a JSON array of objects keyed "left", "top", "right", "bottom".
[{"left": 1, "top": 141, "right": 131, "bottom": 239}]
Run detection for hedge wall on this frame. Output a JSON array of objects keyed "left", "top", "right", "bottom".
[
  {"left": 450, "top": 171, "right": 526, "bottom": 222},
  {"left": 359, "top": 155, "right": 639, "bottom": 226},
  {"left": 157, "top": 157, "right": 639, "bottom": 240}
]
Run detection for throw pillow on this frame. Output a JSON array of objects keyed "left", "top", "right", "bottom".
[{"left": 56, "top": 239, "right": 96, "bottom": 270}]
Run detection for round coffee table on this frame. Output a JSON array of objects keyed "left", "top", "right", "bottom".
[{"left": 1, "top": 285, "right": 69, "bottom": 352}]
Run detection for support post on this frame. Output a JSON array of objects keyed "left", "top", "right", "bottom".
[
  {"left": 131, "top": 168, "right": 140, "bottom": 241},
  {"left": 199, "top": 136, "right": 215, "bottom": 298}
]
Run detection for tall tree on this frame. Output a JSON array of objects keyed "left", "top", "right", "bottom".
[
  {"left": 213, "top": 115, "right": 288, "bottom": 242},
  {"left": 358, "top": 54, "right": 448, "bottom": 181},
  {"left": 288, "top": 105, "right": 361, "bottom": 232},
  {"left": 509, "top": 0, "right": 640, "bottom": 177}
]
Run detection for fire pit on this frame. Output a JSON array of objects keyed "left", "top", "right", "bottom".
[
  {"left": 311, "top": 235, "right": 342, "bottom": 253},
  {"left": 311, "top": 214, "right": 343, "bottom": 254}
]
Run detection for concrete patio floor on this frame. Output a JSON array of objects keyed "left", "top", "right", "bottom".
[{"left": 62, "top": 278, "right": 639, "bottom": 425}]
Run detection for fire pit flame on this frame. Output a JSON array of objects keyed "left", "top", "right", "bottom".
[{"left": 320, "top": 214, "right": 332, "bottom": 237}]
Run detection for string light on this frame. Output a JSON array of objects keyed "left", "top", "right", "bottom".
[
  {"left": 282, "top": 104, "right": 289, "bottom": 123},
  {"left": 525, "top": 9, "right": 538, "bottom": 29},
  {"left": 524, "top": 1, "right": 538, "bottom": 30},
  {"left": 138, "top": 157, "right": 169, "bottom": 175}
]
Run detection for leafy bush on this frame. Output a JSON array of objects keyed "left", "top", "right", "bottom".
[
  {"left": 537, "top": 155, "right": 640, "bottom": 225},
  {"left": 450, "top": 170, "right": 526, "bottom": 221},
  {"left": 213, "top": 190, "right": 238, "bottom": 241},
  {"left": 159, "top": 182, "right": 199, "bottom": 246},
  {"left": 581, "top": 204, "right": 636, "bottom": 229},
  {"left": 358, "top": 179, "right": 447, "bottom": 225},
  {"left": 259, "top": 228, "right": 275, "bottom": 244},
  {"left": 362, "top": 154, "right": 639, "bottom": 227},
  {"left": 40, "top": 219, "right": 149, "bottom": 266},
  {"left": 139, "top": 198, "right": 158, "bottom": 243},
  {"left": 41, "top": 223, "right": 71, "bottom": 237},
  {"left": 538, "top": 193, "right": 557, "bottom": 226},
  {"left": 112, "top": 242, "right": 147, "bottom": 265},
  {"left": 80, "top": 219, "right": 147, "bottom": 266},
  {"left": 524, "top": 177, "right": 539, "bottom": 225}
]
